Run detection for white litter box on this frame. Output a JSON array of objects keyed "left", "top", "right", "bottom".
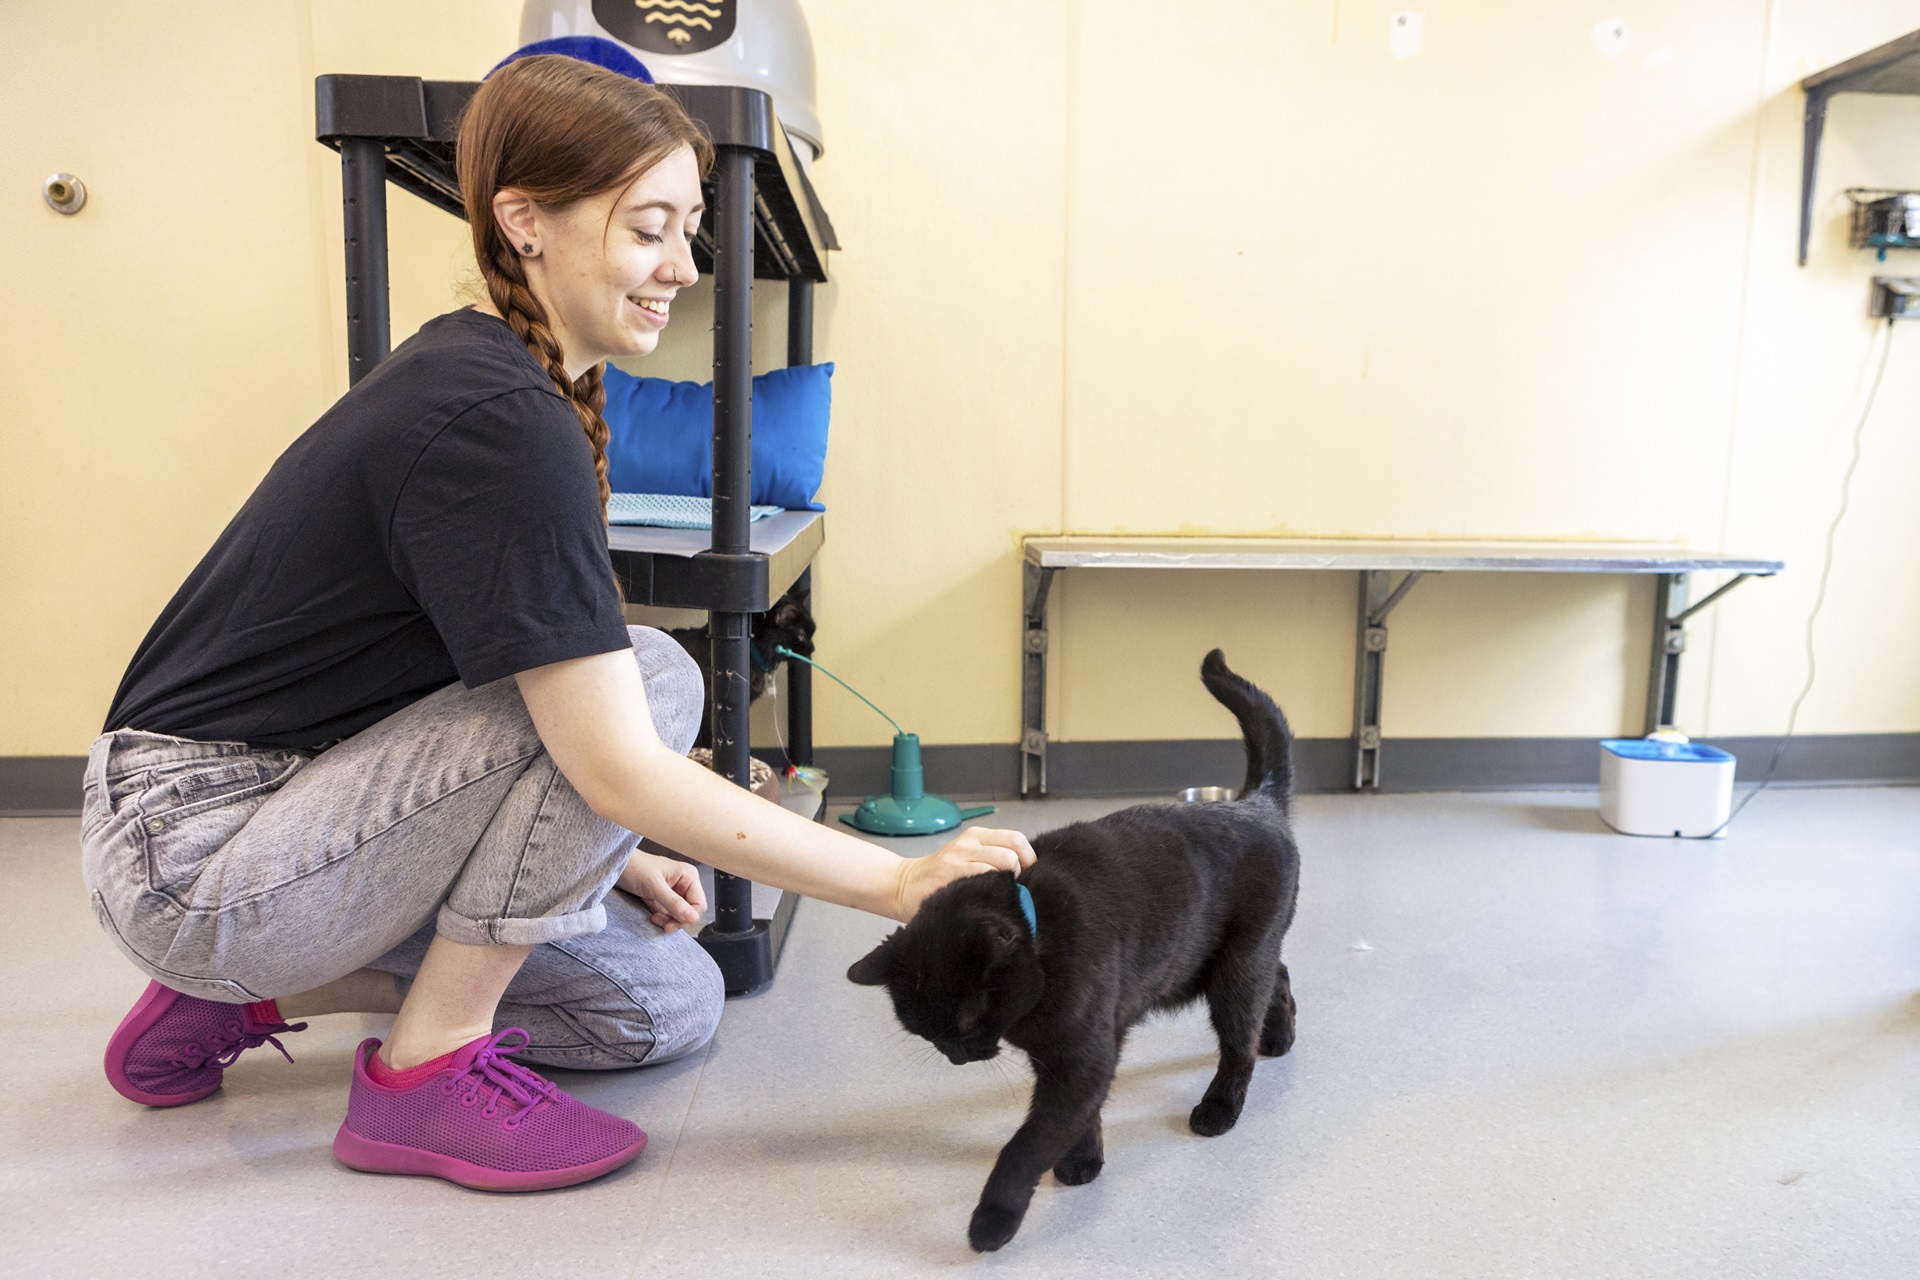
[{"left": 1598, "top": 738, "right": 1736, "bottom": 838}]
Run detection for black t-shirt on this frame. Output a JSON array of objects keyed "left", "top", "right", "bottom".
[{"left": 105, "top": 308, "right": 631, "bottom": 749}]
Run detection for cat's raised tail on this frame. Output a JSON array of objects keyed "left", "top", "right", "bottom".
[{"left": 1200, "top": 649, "right": 1294, "bottom": 810}]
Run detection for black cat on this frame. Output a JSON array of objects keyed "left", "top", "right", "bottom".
[
  {"left": 847, "top": 649, "right": 1301, "bottom": 1252},
  {"left": 667, "top": 587, "right": 816, "bottom": 748}
]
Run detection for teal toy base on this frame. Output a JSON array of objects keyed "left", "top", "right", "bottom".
[
  {"left": 841, "top": 796, "right": 995, "bottom": 837},
  {"left": 835, "top": 732, "right": 995, "bottom": 837}
]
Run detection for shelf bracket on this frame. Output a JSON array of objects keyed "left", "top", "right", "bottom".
[{"left": 1796, "top": 28, "right": 1920, "bottom": 267}]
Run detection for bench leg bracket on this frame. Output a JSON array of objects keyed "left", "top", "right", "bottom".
[
  {"left": 1645, "top": 573, "right": 1689, "bottom": 734},
  {"left": 1352, "top": 569, "right": 1427, "bottom": 790},
  {"left": 1020, "top": 562, "right": 1057, "bottom": 797},
  {"left": 1644, "top": 571, "right": 1755, "bottom": 735}
]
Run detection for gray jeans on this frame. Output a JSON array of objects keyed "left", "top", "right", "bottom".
[{"left": 79, "top": 626, "right": 724, "bottom": 1070}]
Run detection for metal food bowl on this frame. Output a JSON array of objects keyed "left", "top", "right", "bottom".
[{"left": 1176, "top": 786, "right": 1237, "bottom": 803}]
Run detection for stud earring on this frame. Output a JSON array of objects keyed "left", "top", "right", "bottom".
[{"left": 522, "top": 242, "right": 533, "bottom": 254}]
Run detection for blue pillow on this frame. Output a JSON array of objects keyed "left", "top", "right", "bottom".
[{"left": 602, "top": 363, "right": 833, "bottom": 512}]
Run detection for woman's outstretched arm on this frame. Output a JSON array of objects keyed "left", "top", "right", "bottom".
[{"left": 517, "top": 649, "right": 1035, "bottom": 922}]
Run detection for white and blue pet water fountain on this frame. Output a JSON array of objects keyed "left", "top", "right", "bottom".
[
  {"left": 1598, "top": 735, "right": 1736, "bottom": 839},
  {"left": 519, "top": 0, "right": 825, "bottom": 162}
]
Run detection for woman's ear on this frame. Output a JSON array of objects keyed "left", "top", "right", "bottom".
[
  {"left": 493, "top": 188, "right": 539, "bottom": 257},
  {"left": 847, "top": 942, "right": 892, "bottom": 986}
]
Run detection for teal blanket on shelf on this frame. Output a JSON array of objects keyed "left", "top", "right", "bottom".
[{"left": 606, "top": 493, "right": 784, "bottom": 530}]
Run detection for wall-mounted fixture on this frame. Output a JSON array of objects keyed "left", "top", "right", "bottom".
[
  {"left": 43, "top": 173, "right": 86, "bottom": 215},
  {"left": 1868, "top": 276, "right": 1920, "bottom": 319},
  {"left": 1799, "top": 29, "right": 1920, "bottom": 265},
  {"left": 1848, "top": 189, "right": 1920, "bottom": 259}
]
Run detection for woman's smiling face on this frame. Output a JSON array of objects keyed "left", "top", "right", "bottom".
[{"left": 502, "top": 143, "right": 704, "bottom": 375}]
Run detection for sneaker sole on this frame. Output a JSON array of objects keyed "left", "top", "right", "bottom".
[
  {"left": 331, "top": 1124, "right": 647, "bottom": 1192},
  {"left": 105, "top": 980, "right": 220, "bottom": 1108}
]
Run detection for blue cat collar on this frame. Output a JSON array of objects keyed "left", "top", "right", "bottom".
[{"left": 1015, "top": 882, "right": 1037, "bottom": 940}]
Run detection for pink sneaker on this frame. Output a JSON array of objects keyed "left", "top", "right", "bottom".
[
  {"left": 104, "top": 980, "right": 307, "bottom": 1107},
  {"left": 333, "top": 1029, "right": 647, "bottom": 1191}
]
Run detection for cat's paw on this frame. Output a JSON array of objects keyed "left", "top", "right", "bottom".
[
  {"left": 1260, "top": 991, "right": 1297, "bottom": 1057},
  {"left": 1258, "top": 1019, "right": 1295, "bottom": 1057},
  {"left": 1053, "top": 1150, "right": 1104, "bottom": 1186},
  {"left": 1189, "top": 1097, "right": 1241, "bottom": 1136},
  {"left": 968, "top": 1201, "right": 1026, "bottom": 1253}
]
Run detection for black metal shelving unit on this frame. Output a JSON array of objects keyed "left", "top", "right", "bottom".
[
  {"left": 1799, "top": 28, "right": 1920, "bottom": 265},
  {"left": 315, "top": 72, "right": 839, "bottom": 994}
]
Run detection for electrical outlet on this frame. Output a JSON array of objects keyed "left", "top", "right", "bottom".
[{"left": 1868, "top": 276, "right": 1920, "bottom": 319}]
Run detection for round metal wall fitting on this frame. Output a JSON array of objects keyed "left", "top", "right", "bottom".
[{"left": 44, "top": 173, "right": 87, "bottom": 215}]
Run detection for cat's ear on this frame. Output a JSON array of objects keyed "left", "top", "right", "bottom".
[
  {"left": 984, "top": 920, "right": 1021, "bottom": 970},
  {"left": 847, "top": 942, "right": 893, "bottom": 986}
]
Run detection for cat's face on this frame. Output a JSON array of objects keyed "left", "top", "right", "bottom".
[
  {"left": 847, "top": 874, "right": 1044, "bottom": 1064},
  {"left": 764, "top": 597, "right": 816, "bottom": 658}
]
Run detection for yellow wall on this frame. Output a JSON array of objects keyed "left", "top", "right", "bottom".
[
  {"left": 6, "top": 1, "right": 1920, "bottom": 758},
  {"left": 1, "top": 1, "right": 520, "bottom": 756}
]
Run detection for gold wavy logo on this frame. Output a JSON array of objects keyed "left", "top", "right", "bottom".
[
  {"left": 637, "top": 0, "right": 720, "bottom": 40},
  {"left": 634, "top": 0, "right": 723, "bottom": 15},
  {"left": 645, "top": 12, "right": 713, "bottom": 31},
  {"left": 596, "top": 0, "right": 732, "bottom": 54}
]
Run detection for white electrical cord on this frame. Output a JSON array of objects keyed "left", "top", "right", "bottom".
[
  {"left": 1706, "top": 317, "right": 1898, "bottom": 837},
  {"left": 770, "top": 661, "right": 796, "bottom": 768}
]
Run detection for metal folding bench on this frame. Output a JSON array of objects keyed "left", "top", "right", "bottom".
[{"left": 1019, "top": 537, "right": 1784, "bottom": 794}]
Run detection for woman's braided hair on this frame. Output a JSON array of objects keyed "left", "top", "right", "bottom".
[{"left": 456, "top": 55, "right": 712, "bottom": 517}]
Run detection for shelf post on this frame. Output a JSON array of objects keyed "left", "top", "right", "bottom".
[
  {"left": 699, "top": 145, "right": 775, "bottom": 994},
  {"left": 785, "top": 278, "right": 815, "bottom": 770},
  {"left": 340, "top": 138, "right": 391, "bottom": 385},
  {"left": 788, "top": 277, "right": 814, "bottom": 366}
]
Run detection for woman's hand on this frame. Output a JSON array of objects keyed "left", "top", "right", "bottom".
[
  {"left": 617, "top": 848, "right": 708, "bottom": 933},
  {"left": 890, "top": 827, "right": 1038, "bottom": 922}
]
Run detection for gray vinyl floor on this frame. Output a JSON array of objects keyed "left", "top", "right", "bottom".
[{"left": 4, "top": 788, "right": 1918, "bottom": 1279}]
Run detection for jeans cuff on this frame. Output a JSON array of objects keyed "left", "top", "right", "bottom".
[{"left": 435, "top": 901, "right": 608, "bottom": 946}]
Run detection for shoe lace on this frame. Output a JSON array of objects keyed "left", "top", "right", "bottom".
[
  {"left": 449, "top": 1029, "right": 559, "bottom": 1123},
  {"left": 171, "top": 1017, "right": 309, "bottom": 1071}
]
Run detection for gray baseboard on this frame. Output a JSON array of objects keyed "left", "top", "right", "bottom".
[
  {"left": 809, "top": 733, "right": 1920, "bottom": 801},
  {"left": 0, "top": 756, "right": 87, "bottom": 815},
  {"left": 11, "top": 734, "right": 1919, "bottom": 814}
]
